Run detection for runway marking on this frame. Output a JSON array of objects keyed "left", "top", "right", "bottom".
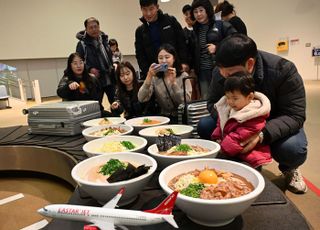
[
  {"left": 0, "top": 193, "right": 24, "bottom": 205},
  {"left": 304, "top": 177, "right": 320, "bottom": 197},
  {"left": 20, "top": 219, "right": 48, "bottom": 230}
]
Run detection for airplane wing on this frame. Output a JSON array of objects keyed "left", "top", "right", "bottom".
[
  {"left": 89, "top": 221, "right": 115, "bottom": 230},
  {"left": 102, "top": 187, "right": 125, "bottom": 209}
]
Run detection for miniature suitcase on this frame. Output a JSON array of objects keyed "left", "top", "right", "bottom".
[
  {"left": 178, "top": 77, "right": 209, "bottom": 138},
  {"left": 26, "top": 101, "right": 101, "bottom": 136}
]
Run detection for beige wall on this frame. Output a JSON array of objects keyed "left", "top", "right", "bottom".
[{"left": 1, "top": 0, "right": 319, "bottom": 97}]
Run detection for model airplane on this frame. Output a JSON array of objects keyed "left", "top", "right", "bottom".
[{"left": 38, "top": 188, "right": 179, "bottom": 230}]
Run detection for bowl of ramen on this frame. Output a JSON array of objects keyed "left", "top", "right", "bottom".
[
  {"left": 71, "top": 152, "right": 157, "bottom": 205},
  {"left": 82, "top": 117, "right": 126, "bottom": 128},
  {"left": 148, "top": 139, "right": 220, "bottom": 169},
  {"left": 124, "top": 116, "right": 170, "bottom": 133},
  {"left": 83, "top": 135, "right": 148, "bottom": 157},
  {"left": 82, "top": 124, "right": 134, "bottom": 141},
  {"left": 139, "top": 124, "right": 194, "bottom": 145},
  {"left": 159, "top": 158, "right": 265, "bottom": 227}
]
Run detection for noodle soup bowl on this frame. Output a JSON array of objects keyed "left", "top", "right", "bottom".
[
  {"left": 124, "top": 116, "right": 170, "bottom": 133},
  {"left": 71, "top": 152, "right": 157, "bottom": 206},
  {"left": 82, "top": 117, "right": 126, "bottom": 128},
  {"left": 148, "top": 139, "right": 220, "bottom": 169},
  {"left": 159, "top": 158, "right": 265, "bottom": 227},
  {"left": 83, "top": 135, "right": 148, "bottom": 157},
  {"left": 139, "top": 124, "right": 194, "bottom": 145},
  {"left": 82, "top": 124, "right": 134, "bottom": 141}
]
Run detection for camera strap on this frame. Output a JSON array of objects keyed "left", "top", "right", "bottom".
[{"left": 162, "top": 78, "right": 177, "bottom": 108}]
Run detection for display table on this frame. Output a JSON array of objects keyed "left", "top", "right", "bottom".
[{"left": 0, "top": 126, "right": 311, "bottom": 229}]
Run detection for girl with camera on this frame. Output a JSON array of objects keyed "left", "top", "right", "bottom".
[{"left": 138, "top": 44, "right": 192, "bottom": 123}]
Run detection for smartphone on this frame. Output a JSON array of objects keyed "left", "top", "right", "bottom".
[{"left": 158, "top": 63, "right": 168, "bottom": 72}]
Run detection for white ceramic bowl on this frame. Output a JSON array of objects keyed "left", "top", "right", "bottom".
[
  {"left": 148, "top": 139, "right": 220, "bottom": 169},
  {"left": 82, "top": 124, "right": 134, "bottom": 141},
  {"left": 82, "top": 117, "right": 126, "bottom": 128},
  {"left": 83, "top": 135, "right": 148, "bottom": 157},
  {"left": 124, "top": 116, "right": 170, "bottom": 133},
  {"left": 71, "top": 152, "right": 157, "bottom": 205},
  {"left": 139, "top": 124, "right": 194, "bottom": 145},
  {"left": 159, "top": 158, "right": 265, "bottom": 227}
]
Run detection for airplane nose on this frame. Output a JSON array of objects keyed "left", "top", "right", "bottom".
[{"left": 38, "top": 208, "right": 45, "bottom": 215}]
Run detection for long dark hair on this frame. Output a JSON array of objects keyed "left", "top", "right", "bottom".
[
  {"left": 115, "top": 61, "right": 139, "bottom": 96},
  {"left": 64, "top": 52, "right": 93, "bottom": 86},
  {"left": 156, "top": 43, "right": 182, "bottom": 78}
]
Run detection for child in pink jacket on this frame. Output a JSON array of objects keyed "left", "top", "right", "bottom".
[{"left": 211, "top": 73, "right": 272, "bottom": 168}]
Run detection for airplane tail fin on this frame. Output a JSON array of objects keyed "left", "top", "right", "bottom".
[
  {"left": 162, "top": 215, "right": 179, "bottom": 228},
  {"left": 143, "top": 191, "right": 178, "bottom": 215}
]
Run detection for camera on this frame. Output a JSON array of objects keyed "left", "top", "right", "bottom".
[{"left": 158, "top": 63, "right": 168, "bottom": 72}]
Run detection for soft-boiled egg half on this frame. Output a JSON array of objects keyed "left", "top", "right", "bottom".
[{"left": 198, "top": 169, "right": 218, "bottom": 184}]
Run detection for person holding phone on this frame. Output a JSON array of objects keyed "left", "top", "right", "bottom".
[{"left": 138, "top": 43, "right": 192, "bottom": 123}]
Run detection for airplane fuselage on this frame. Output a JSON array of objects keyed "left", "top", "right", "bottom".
[{"left": 41, "top": 204, "right": 170, "bottom": 226}]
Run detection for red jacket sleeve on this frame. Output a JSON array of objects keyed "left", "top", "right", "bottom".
[{"left": 220, "top": 116, "right": 266, "bottom": 156}]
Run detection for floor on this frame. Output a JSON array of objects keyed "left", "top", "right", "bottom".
[{"left": 0, "top": 81, "right": 319, "bottom": 229}]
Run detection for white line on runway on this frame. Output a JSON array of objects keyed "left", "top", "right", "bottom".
[
  {"left": 20, "top": 219, "right": 49, "bottom": 230},
  {"left": 0, "top": 193, "right": 24, "bottom": 205}
]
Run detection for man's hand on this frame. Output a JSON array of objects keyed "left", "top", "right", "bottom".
[{"left": 240, "top": 133, "right": 260, "bottom": 154}]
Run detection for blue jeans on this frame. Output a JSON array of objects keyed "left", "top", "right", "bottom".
[
  {"left": 197, "top": 116, "right": 308, "bottom": 171},
  {"left": 271, "top": 128, "right": 307, "bottom": 172}
]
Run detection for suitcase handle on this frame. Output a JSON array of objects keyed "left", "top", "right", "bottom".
[{"left": 182, "top": 76, "right": 196, "bottom": 104}]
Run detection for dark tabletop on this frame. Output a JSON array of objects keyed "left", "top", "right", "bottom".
[{"left": 0, "top": 126, "right": 311, "bottom": 230}]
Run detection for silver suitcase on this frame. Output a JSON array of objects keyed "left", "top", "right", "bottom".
[
  {"left": 26, "top": 101, "right": 101, "bottom": 136},
  {"left": 178, "top": 77, "right": 209, "bottom": 138}
]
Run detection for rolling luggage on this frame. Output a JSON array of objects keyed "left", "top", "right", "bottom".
[
  {"left": 178, "top": 77, "right": 209, "bottom": 138},
  {"left": 25, "top": 101, "right": 101, "bottom": 136}
]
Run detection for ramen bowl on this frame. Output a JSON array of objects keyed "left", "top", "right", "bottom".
[
  {"left": 82, "top": 124, "right": 134, "bottom": 141},
  {"left": 139, "top": 124, "right": 194, "bottom": 145},
  {"left": 148, "top": 139, "right": 220, "bottom": 169},
  {"left": 71, "top": 152, "right": 157, "bottom": 205},
  {"left": 83, "top": 135, "right": 148, "bottom": 157},
  {"left": 82, "top": 117, "right": 126, "bottom": 128},
  {"left": 124, "top": 116, "right": 170, "bottom": 133},
  {"left": 159, "top": 158, "right": 265, "bottom": 227}
]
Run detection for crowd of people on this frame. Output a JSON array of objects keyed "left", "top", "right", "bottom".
[{"left": 56, "top": 0, "right": 308, "bottom": 194}]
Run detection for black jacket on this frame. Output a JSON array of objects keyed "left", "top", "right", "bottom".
[
  {"left": 111, "top": 89, "right": 148, "bottom": 119},
  {"left": 207, "top": 51, "right": 306, "bottom": 144},
  {"left": 57, "top": 74, "right": 103, "bottom": 111},
  {"left": 229, "top": 16, "right": 247, "bottom": 35},
  {"left": 135, "top": 10, "right": 189, "bottom": 78},
  {"left": 76, "top": 31, "right": 115, "bottom": 87},
  {"left": 191, "top": 19, "right": 236, "bottom": 75}
]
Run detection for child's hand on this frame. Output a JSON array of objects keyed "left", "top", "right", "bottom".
[
  {"left": 90, "top": 68, "right": 100, "bottom": 77},
  {"left": 111, "top": 101, "right": 119, "bottom": 110}
]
